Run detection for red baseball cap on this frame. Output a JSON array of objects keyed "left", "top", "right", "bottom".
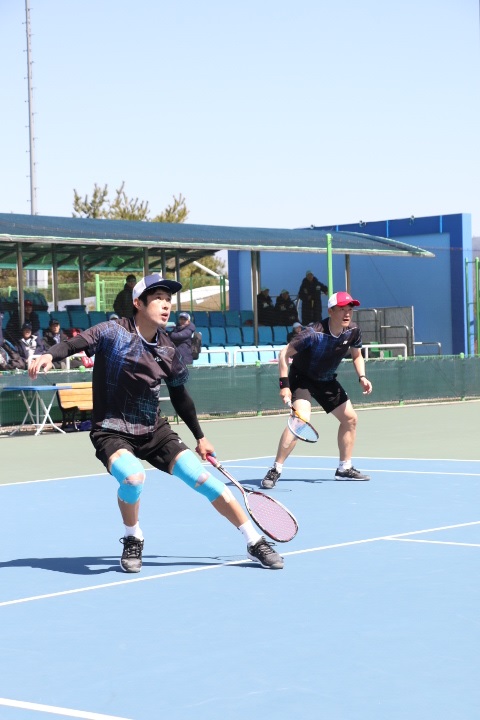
[
  {"left": 24, "top": 299, "right": 33, "bottom": 306},
  {"left": 328, "top": 291, "right": 360, "bottom": 309}
]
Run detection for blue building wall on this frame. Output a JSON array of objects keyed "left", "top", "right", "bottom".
[{"left": 229, "top": 213, "right": 472, "bottom": 355}]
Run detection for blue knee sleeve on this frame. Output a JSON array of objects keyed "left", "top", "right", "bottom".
[
  {"left": 172, "top": 451, "right": 224, "bottom": 502},
  {"left": 110, "top": 453, "right": 146, "bottom": 504}
]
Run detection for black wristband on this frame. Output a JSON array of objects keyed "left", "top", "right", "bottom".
[
  {"left": 358, "top": 375, "right": 367, "bottom": 382},
  {"left": 279, "top": 376, "right": 290, "bottom": 389}
]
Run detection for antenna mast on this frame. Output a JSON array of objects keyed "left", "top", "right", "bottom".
[{"left": 25, "top": 0, "right": 37, "bottom": 215}]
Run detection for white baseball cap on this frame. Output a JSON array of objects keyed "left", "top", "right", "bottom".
[{"left": 132, "top": 273, "right": 182, "bottom": 301}]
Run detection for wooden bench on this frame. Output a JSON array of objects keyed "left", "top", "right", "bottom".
[{"left": 56, "top": 382, "right": 93, "bottom": 431}]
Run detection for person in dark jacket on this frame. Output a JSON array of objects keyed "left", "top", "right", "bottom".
[
  {"left": 0, "top": 340, "right": 25, "bottom": 371},
  {"left": 298, "top": 271, "right": 328, "bottom": 326},
  {"left": 256, "top": 287, "right": 276, "bottom": 325},
  {"left": 6, "top": 299, "right": 40, "bottom": 341},
  {"left": 169, "top": 312, "right": 197, "bottom": 365},
  {"left": 113, "top": 274, "right": 137, "bottom": 318},
  {"left": 274, "top": 289, "right": 298, "bottom": 326},
  {"left": 15, "top": 322, "right": 45, "bottom": 367},
  {"left": 42, "top": 318, "right": 69, "bottom": 348},
  {"left": 43, "top": 318, "right": 83, "bottom": 369}
]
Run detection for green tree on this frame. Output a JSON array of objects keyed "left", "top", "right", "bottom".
[
  {"left": 73, "top": 182, "right": 188, "bottom": 223},
  {"left": 72, "top": 182, "right": 227, "bottom": 278}
]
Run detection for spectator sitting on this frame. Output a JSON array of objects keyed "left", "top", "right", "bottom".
[
  {"left": 43, "top": 318, "right": 83, "bottom": 369},
  {"left": 43, "top": 318, "right": 68, "bottom": 347},
  {"left": 257, "top": 287, "right": 276, "bottom": 325},
  {"left": 274, "top": 289, "right": 298, "bottom": 326},
  {"left": 113, "top": 274, "right": 137, "bottom": 318},
  {"left": 15, "top": 322, "right": 45, "bottom": 367},
  {"left": 169, "top": 311, "right": 197, "bottom": 365},
  {"left": 6, "top": 299, "right": 40, "bottom": 341},
  {"left": 287, "top": 321, "right": 304, "bottom": 342},
  {"left": 0, "top": 340, "right": 25, "bottom": 371}
]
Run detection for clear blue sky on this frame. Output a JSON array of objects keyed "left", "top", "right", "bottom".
[{"left": 1, "top": 0, "right": 479, "bottom": 235}]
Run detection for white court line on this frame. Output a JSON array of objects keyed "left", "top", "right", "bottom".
[
  {"left": 0, "top": 696, "right": 131, "bottom": 719},
  {"left": 221, "top": 464, "right": 480, "bottom": 477},
  {"left": 388, "top": 538, "right": 480, "bottom": 547},
  {"left": 1, "top": 455, "right": 480, "bottom": 488},
  {"left": 1, "top": 520, "right": 479, "bottom": 609}
]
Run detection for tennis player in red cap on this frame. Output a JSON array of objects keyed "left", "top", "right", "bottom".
[{"left": 262, "top": 291, "right": 373, "bottom": 488}]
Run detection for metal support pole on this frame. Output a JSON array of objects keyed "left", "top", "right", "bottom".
[
  {"left": 251, "top": 251, "right": 260, "bottom": 346},
  {"left": 175, "top": 252, "right": 181, "bottom": 311},
  {"left": 78, "top": 252, "right": 85, "bottom": 307},
  {"left": 17, "top": 244, "right": 25, "bottom": 325},
  {"left": 52, "top": 245, "right": 59, "bottom": 311},
  {"left": 345, "top": 254, "right": 351, "bottom": 293},
  {"left": 326, "top": 233, "right": 333, "bottom": 295}
]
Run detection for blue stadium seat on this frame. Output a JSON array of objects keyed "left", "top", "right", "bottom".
[
  {"left": 193, "top": 349, "right": 210, "bottom": 366},
  {"left": 209, "top": 311, "right": 226, "bottom": 327},
  {"left": 224, "top": 310, "right": 241, "bottom": 327},
  {"left": 240, "top": 310, "right": 254, "bottom": 325},
  {"left": 258, "top": 346, "right": 276, "bottom": 363},
  {"left": 258, "top": 326, "right": 273, "bottom": 345},
  {"left": 49, "top": 310, "right": 70, "bottom": 328},
  {"left": 68, "top": 310, "right": 90, "bottom": 330},
  {"left": 195, "top": 326, "right": 210, "bottom": 346},
  {"left": 225, "top": 327, "right": 242, "bottom": 345},
  {"left": 272, "top": 326, "right": 288, "bottom": 344},
  {"left": 241, "top": 326, "right": 254, "bottom": 346},
  {"left": 239, "top": 347, "right": 259, "bottom": 364},
  {"left": 208, "top": 348, "right": 230, "bottom": 365},
  {"left": 192, "top": 310, "right": 209, "bottom": 326},
  {"left": 37, "top": 310, "right": 51, "bottom": 331},
  {"left": 88, "top": 311, "right": 108, "bottom": 326},
  {"left": 209, "top": 327, "right": 227, "bottom": 346},
  {"left": 1, "top": 311, "right": 10, "bottom": 329}
]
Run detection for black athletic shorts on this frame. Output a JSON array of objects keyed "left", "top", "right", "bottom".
[
  {"left": 90, "top": 420, "right": 189, "bottom": 473},
  {"left": 289, "top": 368, "right": 349, "bottom": 414}
]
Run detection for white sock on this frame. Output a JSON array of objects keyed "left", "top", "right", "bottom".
[
  {"left": 338, "top": 460, "right": 352, "bottom": 471},
  {"left": 124, "top": 523, "right": 143, "bottom": 540},
  {"left": 274, "top": 462, "right": 283, "bottom": 473},
  {"left": 238, "top": 521, "right": 262, "bottom": 546}
]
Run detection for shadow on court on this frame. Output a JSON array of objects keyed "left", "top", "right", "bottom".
[{"left": 0, "top": 555, "right": 231, "bottom": 575}]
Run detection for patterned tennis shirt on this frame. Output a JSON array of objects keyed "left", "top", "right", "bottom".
[
  {"left": 48, "top": 317, "right": 188, "bottom": 435},
  {"left": 289, "top": 318, "right": 362, "bottom": 382}
]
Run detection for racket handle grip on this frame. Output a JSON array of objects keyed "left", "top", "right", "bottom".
[{"left": 206, "top": 453, "right": 219, "bottom": 468}]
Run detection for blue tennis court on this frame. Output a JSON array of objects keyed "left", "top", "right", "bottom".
[{"left": 1, "top": 443, "right": 480, "bottom": 720}]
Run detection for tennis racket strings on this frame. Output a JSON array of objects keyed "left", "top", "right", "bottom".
[
  {"left": 286, "top": 402, "right": 319, "bottom": 443},
  {"left": 246, "top": 491, "right": 298, "bottom": 542}
]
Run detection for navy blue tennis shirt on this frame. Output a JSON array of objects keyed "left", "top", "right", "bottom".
[
  {"left": 46, "top": 317, "right": 188, "bottom": 435},
  {"left": 289, "top": 318, "right": 362, "bottom": 382}
]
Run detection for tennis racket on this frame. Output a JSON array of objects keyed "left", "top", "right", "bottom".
[
  {"left": 286, "top": 400, "right": 319, "bottom": 443},
  {"left": 206, "top": 454, "right": 298, "bottom": 542}
]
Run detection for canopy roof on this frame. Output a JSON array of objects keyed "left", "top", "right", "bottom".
[{"left": 0, "top": 213, "right": 434, "bottom": 271}]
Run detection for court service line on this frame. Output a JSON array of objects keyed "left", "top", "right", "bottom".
[
  {"left": 0, "top": 696, "right": 131, "bottom": 720},
  {"left": 226, "top": 464, "right": 480, "bottom": 477},
  {"left": 388, "top": 538, "right": 480, "bottom": 547},
  {"left": 1, "top": 520, "right": 479, "bottom": 609},
  {"left": 1, "top": 454, "right": 479, "bottom": 488}
]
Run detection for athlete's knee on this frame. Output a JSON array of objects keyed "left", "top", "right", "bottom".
[
  {"left": 340, "top": 411, "right": 357, "bottom": 432},
  {"left": 110, "top": 452, "right": 146, "bottom": 504},
  {"left": 172, "top": 450, "right": 224, "bottom": 502}
]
